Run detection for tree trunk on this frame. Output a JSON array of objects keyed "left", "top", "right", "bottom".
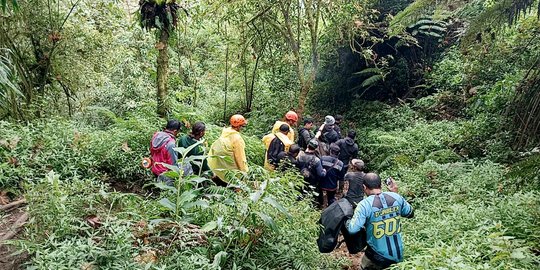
[
  {"left": 223, "top": 43, "right": 229, "bottom": 122},
  {"left": 156, "top": 29, "right": 169, "bottom": 117}
]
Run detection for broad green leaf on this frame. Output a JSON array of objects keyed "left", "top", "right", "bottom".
[
  {"left": 178, "top": 190, "right": 197, "bottom": 205},
  {"left": 152, "top": 181, "right": 177, "bottom": 192},
  {"left": 158, "top": 198, "right": 176, "bottom": 211},
  {"left": 162, "top": 170, "right": 179, "bottom": 179},
  {"left": 263, "top": 197, "right": 291, "bottom": 219},
  {"left": 174, "top": 139, "right": 204, "bottom": 158},
  {"left": 160, "top": 162, "right": 180, "bottom": 173},
  {"left": 256, "top": 211, "right": 277, "bottom": 231},
  {"left": 211, "top": 251, "right": 227, "bottom": 268},
  {"left": 184, "top": 199, "right": 209, "bottom": 209},
  {"left": 201, "top": 221, "right": 217, "bottom": 232}
]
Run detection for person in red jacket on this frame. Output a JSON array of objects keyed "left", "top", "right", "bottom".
[{"left": 150, "top": 119, "right": 192, "bottom": 185}]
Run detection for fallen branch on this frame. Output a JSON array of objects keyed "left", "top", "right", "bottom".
[
  {"left": 0, "top": 199, "right": 26, "bottom": 212},
  {"left": 0, "top": 212, "right": 29, "bottom": 241}
]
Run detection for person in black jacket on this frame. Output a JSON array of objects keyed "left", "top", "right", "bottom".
[
  {"left": 319, "top": 144, "right": 344, "bottom": 207},
  {"left": 298, "top": 139, "right": 326, "bottom": 189},
  {"left": 297, "top": 118, "right": 314, "bottom": 150},
  {"left": 277, "top": 144, "right": 301, "bottom": 171},
  {"left": 344, "top": 159, "right": 366, "bottom": 206},
  {"left": 267, "top": 124, "right": 290, "bottom": 167},
  {"left": 336, "top": 130, "right": 359, "bottom": 195}
]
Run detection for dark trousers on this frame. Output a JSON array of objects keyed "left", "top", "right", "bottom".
[{"left": 318, "top": 189, "right": 337, "bottom": 208}]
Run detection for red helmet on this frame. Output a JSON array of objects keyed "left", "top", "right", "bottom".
[
  {"left": 230, "top": 114, "right": 247, "bottom": 127},
  {"left": 285, "top": 111, "right": 298, "bottom": 122}
]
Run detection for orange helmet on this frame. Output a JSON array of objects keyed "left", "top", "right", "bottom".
[
  {"left": 285, "top": 111, "right": 298, "bottom": 122},
  {"left": 230, "top": 114, "right": 247, "bottom": 127}
]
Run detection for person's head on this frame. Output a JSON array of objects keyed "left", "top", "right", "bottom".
[
  {"left": 191, "top": 122, "right": 206, "bottom": 140},
  {"left": 307, "top": 139, "right": 319, "bottom": 151},
  {"left": 363, "top": 173, "right": 382, "bottom": 194},
  {"left": 165, "top": 119, "right": 182, "bottom": 136},
  {"left": 230, "top": 114, "right": 247, "bottom": 131},
  {"left": 350, "top": 159, "right": 365, "bottom": 172},
  {"left": 335, "top": 115, "right": 343, "bottom": 125},
  {"left": 288, "top": 144, "right": 301, "bottom": 157},
  {"left": 329, "top": 143, "right": 340, "bottom": 157},
  {"left": 324, "top": 115, "right": 335, "bottom": 127},
  {"left": 303, "top": 117, "right": 314, "bottom": 129},
  {"left": 347, "top": 130, "right": 356, "bottom": 140},
  {"left": 285, "top": 111, "right": 298, "bottom": 126},
  {"left": 279, "top": 123, "right": 290, "bottom": 135}
]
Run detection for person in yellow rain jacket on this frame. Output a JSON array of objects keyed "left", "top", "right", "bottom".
[
  {"left": 208, "top": 114, "right": 249, "bottom": 186},
  {"left": 263, "top": 124, "right": 293, "bottom": 170},
  {"left": 272, "top": 111, "right": 298, "bottom": 142}
]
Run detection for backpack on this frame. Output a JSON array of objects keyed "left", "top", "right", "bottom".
[
  {"left": 150, "top": 132, "right": 176, "bottom": 176},
  {"left": 300, "top": 155, "right": 318, "bottom": 180},
  {"left": 297, "top": 128, "right": 309, "bottom": 149}
]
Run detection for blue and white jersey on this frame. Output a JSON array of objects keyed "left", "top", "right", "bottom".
[{"left": 346, "top": 192, "right": 413, "bottom": 262}]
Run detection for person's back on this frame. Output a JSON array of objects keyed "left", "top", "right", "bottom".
[
  {"left": 272, "top": 111, "right": 298, "bottom": 142},
  {"left": 320, "top": 153, "right": 343, "bottom": 206},
  {"left": 277, "top": 144, "right": 301, "bottom": 172},
  {"left": 322, "top": 124, "right": 339, "bottom": 144},
  {"left": 150, "top": 120, "right": 181, "bottom": 177},
  {"left": 336, "top": 131, "right": 359, "bottom": 166},
  {"left": 320, "top": 156, "right": 343, "bottom": 188},
  {"left": 178, "top": 122, "right": 209, "bottom": 174},
  {"left": 297, "top": 118, "right": 314, "bottom": 150},
  {"left": 150, "top": 130, "right": 177, "bottom": 176},
  {"left": 344, "top": 171, "right": 365, "bottom": 206},
  {"left": 346, "top": 173, "right": 414, "bottom": 269},
  {"left": 297, "top": 140, "right": 326, "bottom": 187},
  {"left": 353, "top": 192, "right": 412, "bottom": 264},
  {"left": 208, "top": 115, "right": 248, "bottom": 185}
]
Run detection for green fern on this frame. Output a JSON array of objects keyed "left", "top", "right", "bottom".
[
  {"left": 462, "top": 0, "right": 540, "bottom": 47},
  {"left": 353, "top": 67, "right": 382, "bottom": 75},
  {"left": 361, "top": 74, "right": 384, "bottom": 88}
]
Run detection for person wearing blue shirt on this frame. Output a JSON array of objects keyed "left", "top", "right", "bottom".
[{"left": 346, "top": 173, "right": 414, "bottom": 269}]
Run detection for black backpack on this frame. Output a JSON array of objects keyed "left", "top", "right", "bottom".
[
  {"left": 317, "top": 198, "right": 367, "bottom": 254},
  {"left": 300, "top": 155, "right": 318, "bottom": 181}
]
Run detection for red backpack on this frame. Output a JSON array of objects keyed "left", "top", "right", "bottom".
[{"left": 150, "top": 132, "right": 176, "bottom": 176}]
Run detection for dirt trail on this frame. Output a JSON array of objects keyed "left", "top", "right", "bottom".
[{"left": 0, "top": 196, "right": 29, "bottom": 270}]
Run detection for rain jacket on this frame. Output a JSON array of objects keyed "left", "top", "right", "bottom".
[
  {"left": 297, "top": 127, "right": 313, "bottom": 150},
  {"left": 320, "top": 156, "right": 344, "bottom": 191},
  {"left": 208, "top": 127, "right": 248, "bottom": 182},
  {"left": 262, "top": 132, "right": 293, "bottom": 170},
  {"left": 272, "top": 121, "right": 295, "bottom": 141},
  {"left": 336, "top": 137, "right": 358, "bottom": 167},
  {"left": 150, "top": 131, "right": 178, "bottom": 176}
]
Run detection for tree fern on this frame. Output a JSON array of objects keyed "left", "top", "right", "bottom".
[
  {"left": 353, "top": 67, "right": 382, "bottom": 76},
  {"left": 361, "top": 74, "right": 384, "bottom": 88},
  {"left": 462, "top": 0, "right": 540, "bottom": 46},
  {"left": 389, "top": 0, "right": 440, "bottom": 34}
]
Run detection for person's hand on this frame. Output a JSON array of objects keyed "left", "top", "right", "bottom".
[{"left": 388, "top": 177, "right": 398, "bottom": 193}]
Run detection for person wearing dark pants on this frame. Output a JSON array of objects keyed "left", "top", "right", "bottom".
[
  {"left": 319, "top": 144, "right": 344, "bottom": 207},
  {"left": 346, "top": 173, "right": 414, "bottom": 269}
]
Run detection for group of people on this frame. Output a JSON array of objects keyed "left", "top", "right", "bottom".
[
  {"left": 148, "top": 112, "right": 414, "bottom": 270},
  {"left": 263, "top": 112, "right": 359, "bottom": 208}
]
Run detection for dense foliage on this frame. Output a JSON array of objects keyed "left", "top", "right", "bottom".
[{"left": 1, "top": 0, "right": 540, "bottom": 269}]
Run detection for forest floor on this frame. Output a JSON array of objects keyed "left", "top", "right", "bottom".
[
  {"left": 334, "top": 235, "right": 362, "bottom": 269},
  {"left": 0, "top": 196, "right": 28, "bottom": 270}
]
